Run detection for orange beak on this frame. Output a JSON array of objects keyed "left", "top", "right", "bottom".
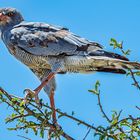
[
  {"left": 0, "top": 13, "right": 7, "bottom": 21},
  {"left": 0, "top": 13, "right": 3, "bottom": 20}
]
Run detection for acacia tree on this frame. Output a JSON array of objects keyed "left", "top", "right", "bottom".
[{"left": 0, "top": 39, "right": 140, "bottom": 140}]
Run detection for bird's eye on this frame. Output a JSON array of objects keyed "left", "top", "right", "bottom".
[{"left": 7, "top": 12, "right": 14, "bottom": 16}]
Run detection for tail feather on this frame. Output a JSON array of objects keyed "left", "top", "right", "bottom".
[
  {"left": 117, "top": 61, "right": 140, "bottom": 70},
  {"left": 96, "top": 67, "right": 126, "bottom": 74},
  {"left": 64, "top": 54, "right": 140, "bottom": 74},
  {"left": 89, "top": 50, "right": 129, "bottom": 61},
  {"left": 89, "top": 56, "right": 140, "bottom": 70}
]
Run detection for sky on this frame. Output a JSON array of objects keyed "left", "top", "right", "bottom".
[{"left": 0, "top": 0, "right": 140, "bottom": 140}]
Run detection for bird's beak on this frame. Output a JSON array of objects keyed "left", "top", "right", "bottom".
[
  {"left": 0, "top": 13, "right": 7, "bottom": 22},
  {"left": 0, "top": 13, "right": 3, "bottom": 21}
]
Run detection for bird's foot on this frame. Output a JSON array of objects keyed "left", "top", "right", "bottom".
[
  {"left": 23, "top": 89, "right": 41, "bottom": 106},
  {"left": 53, "top": 121, "right": 62, "bottom": 130},
  {"left": 48, "top": 122, "right": 62, "bottom": 138}
]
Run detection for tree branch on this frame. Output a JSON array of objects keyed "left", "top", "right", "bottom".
[{"left": 0, "top": 87, "right": 75, "bottom": 140}]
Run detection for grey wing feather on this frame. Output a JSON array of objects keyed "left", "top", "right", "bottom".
[{"left": 9, "top": 22, "right": 103, "bottom": 56}]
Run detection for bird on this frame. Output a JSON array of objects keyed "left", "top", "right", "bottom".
[{"left": 0, "top": 7, "right": 140, "bottom": 124}]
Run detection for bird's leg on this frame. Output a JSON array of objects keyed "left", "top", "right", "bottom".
[
  {"left": 49, "top": 89, "right": 57, "bottom": 124},
  {"left": 48, "top": 88, "right": 62, "bottom": 136},
  {"left": 24, "top": 71, "right": 56, "bottom": 105}
]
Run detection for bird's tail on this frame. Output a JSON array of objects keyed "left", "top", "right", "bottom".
[
  {"left": 64, "top": 52, "right": 140, "bottom": 74},
  {"left": 89, "top": 56, "right": 140, "bottom": 74}
]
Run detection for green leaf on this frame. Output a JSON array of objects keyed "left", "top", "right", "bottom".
[
  {"left": 124, "top": 49, "right": 131, "bottom": 55},
  {"left": 88, "top": 89, "right": 99, "bottom": 95},
  {"left": 88, "top": 80, "right": 100, "bottom": 95},
  {"left": 40, "top": 127, "right": 44, "bottom": 138},
  {"left": 11, "top": 113, "right": 16, "bottom": 118},
  {"left": 95, "top": 80, "right": 100, "bottom": 91},
  {"left": 110, "top": 38, "right": 123, "bottom": 49},
  {"left": 19, "top": 101, "right": 25, "bottom": 106},
  {"left": 134, "top": 71, "right": 140, "bottom": 76},
  {"left": 20, "top": 108, "right": 25, "bottom": 115}
]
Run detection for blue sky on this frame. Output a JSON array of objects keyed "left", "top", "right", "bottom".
[{"left": 0, "top": 0, "right": 140, "bottom": 139}]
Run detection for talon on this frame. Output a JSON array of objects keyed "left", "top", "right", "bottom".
[
  {"left": 48, "top": 122, "right": 62, "bottom": 138},
  {"left": 24, "top": 89, "right": 35, "bottom": 98},
  {"left": 53, "top": 122, "right": 62, "bottom": 130},
  {"left": 34, "top": 93, "right": 41, "bottom": 107},
  {"left": 23, "top": 89, "right": 41, "bottom": 106}
]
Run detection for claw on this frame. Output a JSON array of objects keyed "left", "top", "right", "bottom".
[
  {"left": 24, "top": 89, "right": 35, "bottom": 98},
  {"left": 53, "top": 122, "right": 62, "bottom": 130},
  {"left": 23, "top": 89, "right": 41, "bottom": 106},
  {"left": 48, "top": 122, "right": 62, "bottom": 138}
]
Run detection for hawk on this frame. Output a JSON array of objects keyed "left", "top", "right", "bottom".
[{"left": 0, "top": 8, "right": 140, "bottom": 124}]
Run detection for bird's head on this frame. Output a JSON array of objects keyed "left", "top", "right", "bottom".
[{"left": 0, "top": 8, "right": 23, "bottom": 31}]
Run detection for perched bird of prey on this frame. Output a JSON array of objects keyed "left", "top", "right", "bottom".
[{"left": 0, "top": 8, "right": 140, "bottom": 124}]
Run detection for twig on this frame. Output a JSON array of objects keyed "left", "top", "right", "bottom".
[
  {"left": 83, "top": 123, "right": 93, "bottom": 140},
  {"left": 28, "top": 99, "right": 105, "bottom": 135},
  {"left": 6, "top": 114, "right": 30, "bottom": 123},
  {"left": 129, "top": 70, "right": 140, "bottom": 90},
  {"left": 17, "top": 135, "right": 31, "bottom": 140},
  {"left": 30, "top": 100, "right": 114, "bottom": 138},
  {"left": 136, "top": 106, "right": 140, "bottom": 110},
  {"left": 97, "top": 92, "right": 111, "bottom": 122},
  {"left": 41, "top": 102, "right": 107, "bottom": 135},
  {"left": 106, "top": 116, "right": 140, "bottom": 131}
]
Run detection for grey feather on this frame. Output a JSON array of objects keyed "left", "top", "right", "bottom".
[{"left": 2, "top": 21, "right": 103, "bottom": 56}]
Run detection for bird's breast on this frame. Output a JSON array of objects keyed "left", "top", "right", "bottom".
[{"left": 9, "top": 45, "right": 51, "bottom": 70}]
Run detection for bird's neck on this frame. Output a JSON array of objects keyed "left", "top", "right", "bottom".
[{"left": 0, "top": 20, "right": 23, "bottom": 33}]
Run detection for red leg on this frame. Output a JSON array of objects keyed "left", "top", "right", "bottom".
[
  {"left": 50, "top": 89, "right": 57, "bottom": 124},
  {"left": 34, "top": 72, "right": 56, "bottom": 93},
  {"left": 24, "top": 71, "right": 57, "bottom": 105}
]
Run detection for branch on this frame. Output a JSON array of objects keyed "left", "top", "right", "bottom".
[
  {"left": 17, "top": 135, "right": 31, "bottom": 140},
  {"left": 83, "top": 124, "right": 93, "bottom": 140},
  {"left": 0, "top": 87, "right": 75, "bottom": 140},
  {"left": 136, "top": 106, "right": 140, "bottom": 110},
  {"left": 129, "top": 70, "right": 140, "bottom": 90},
  {"left": 106, "top": 116, "right": 140, "bottom": 131},
  {"left": 97, "top": 92, "right": 111, "bottom": 122},
  {"left": 6, "top": 114, "right": 29, "bottom": 123},
  {"left": 42, "top": 103, "right": 100, "bottom": 132}
]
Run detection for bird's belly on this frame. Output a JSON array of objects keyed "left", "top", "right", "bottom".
[{"left": 12, "top": 47, "right": 51, "bottom": 69}]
